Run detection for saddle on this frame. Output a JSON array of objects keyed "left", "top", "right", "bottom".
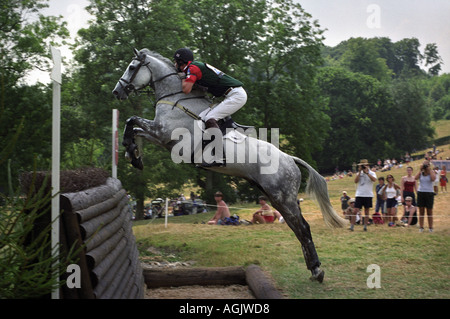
[
  {"left": 217, "top": 116, "right": 254, "bottom": 135},
  {"left": 195, "top": 116, "right": 254, "bottom": 168}
]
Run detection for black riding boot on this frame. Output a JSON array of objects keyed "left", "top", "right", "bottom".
[{"left": 196, "top": 118, "right": 225, "bottom": 168}]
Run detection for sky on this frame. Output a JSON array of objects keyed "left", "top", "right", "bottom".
[
  {"left": 28, "top": 0, "right": 450, "bottom": 83},
  {"left": 300, "top": 0, "right": 450, "bottom": 71}
]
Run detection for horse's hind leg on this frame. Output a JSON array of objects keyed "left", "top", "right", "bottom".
[{"left": 271, "top": 198, "right": 324, "bottom": 282}]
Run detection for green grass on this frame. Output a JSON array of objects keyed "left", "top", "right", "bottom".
[
  {"left": 132, "top": 144, "right": 450, "bottom": 299},
  {"left": 432, "top": 119, "right": 450, "bottom": 140},
  {"left": 134, "top": 219, "right": 450, "bottom": 299}
]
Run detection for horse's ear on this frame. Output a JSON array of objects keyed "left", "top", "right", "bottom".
[{"left": 133, "top": 48, "right": 139, "bottom": 57}]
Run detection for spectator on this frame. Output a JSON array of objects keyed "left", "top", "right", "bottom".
[
  {"left": 381, "top": 174, "right": 401, "bottom": 227},
  {"left": 434, "top": 167, "right": 440, "bottom": 195},
  {"left": 250, "top": 196, "right": 282, "bottom": 224},
  {"left": 400, "top": 196, "right": 418, "bottom": 227},
  {"left": 340, "top": 191, "right": 351, "bottom": 216},
  {"left": 207, "top": 191, "right": 231, "bottom": 225},
  {"left": 440, "top": 166, "right": 447, "bottom": 193},
  {"left": 415, "top": 160, "right": 436, "bottom": 233},
  {"left": 351, "top": 159, "right": 377, "bottom": 231},
  {"left": 344, "top": 198, "right": 359, "bottom": 229},
  {"left": 375, "top": 177, "right": 386, "bottom": 222},
  {"left": 401, "top": 166, "right": 417, "bottom": 205}
]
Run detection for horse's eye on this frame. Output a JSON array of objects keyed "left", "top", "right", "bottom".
[{"left": 129, "top": 65, "right": 135, "bottom": 71}]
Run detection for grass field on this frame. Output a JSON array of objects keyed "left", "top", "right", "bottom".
[{"left": 132, "top": 141, "right": 450, "bottom": 299}]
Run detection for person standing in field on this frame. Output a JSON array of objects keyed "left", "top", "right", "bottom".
[
  {"left": 340, "top": 191, "right": 351, "bottom": 216},
  {"left": 352, "top": 159, "right": 377, "bottom": 231},
  {"left": 415, "top": 160, "right": 436, "bottom": 233},
  {"left": 440, "top": 166, "right": 447, "bottom": 193},
  {"left": 380, "top": 174, "right": 401, "bottom": 227}
]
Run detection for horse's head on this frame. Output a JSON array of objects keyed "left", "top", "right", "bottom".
[{"left": 112, "top": 48, "right": 152, "bottom": 100}]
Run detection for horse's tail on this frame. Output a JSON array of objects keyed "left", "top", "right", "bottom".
[{"left": 292, "top": 156, "right": 348, "bottom": 228}]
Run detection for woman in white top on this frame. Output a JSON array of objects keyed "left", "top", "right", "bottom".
[
  {"left": 415, "top": 160, "right": 436, "bottom": 232},
  {"left": 381, "top": 174, "right": 401, "bottom": 227}
]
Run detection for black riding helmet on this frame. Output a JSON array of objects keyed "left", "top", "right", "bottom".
[{"left": 174, "top": 48, "right": 194, "bottom": 64}]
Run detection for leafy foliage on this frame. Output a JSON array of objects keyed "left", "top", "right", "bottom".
[
  {"left": 0, "top": 175, "right": 78, "bottom": 298},
  {"left": 1, "top": 0, "right": 448, "bottom": 208}
]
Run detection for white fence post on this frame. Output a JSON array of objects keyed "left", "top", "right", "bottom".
[
  {"left": 50, "top": 46, "right": 62, "bottom": 300},
  {"left": 112, "top": 109, "right": 119, "bottom": 179}
]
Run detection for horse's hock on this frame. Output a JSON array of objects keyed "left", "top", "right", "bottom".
[{"left": 21, "top": 168, "right": 145, "bottom": 299}]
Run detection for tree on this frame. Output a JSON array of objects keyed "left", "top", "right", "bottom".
[
  {"left": 246, "top": 0, "right": 328, "bottom": 164},
  {"left": 0, "top": 0, "right": 69, "bottom": 86},
  {"left": 340, "top": 37, "right": 393, "bottom": 82},
  {"left": 70, "top": 0, "right": 195, "bottom": 218},
  {"left": 424, "top": 43, "right": 443, "bottom": 76},
  {"left": 185, "top": 0, "right": 329, "bottom": 195},
  {"left": 323, "top": 37, "right": 429, "bottom": 79},
  {"left": 0, "top": 0, "right": 68, "bottom": 190},
  {"left": 393, "top": 38, "right": 423, "bottom": 77},
  {"left": 315, "top": 67, "right": 395, "bottom": 171},
  {"left": 424, "top": 73, "right": 450, "bottom": 120},
  {"left": 388, "top": 78, "right": 434, "bottom": 151}
]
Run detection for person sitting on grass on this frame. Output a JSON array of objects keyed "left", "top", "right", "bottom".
[
  {"left": 400, "top": 196, "right": 418, "bottom": 227},
  {"left": 207, "top": 191, "right": 230, "bottom": 225},
  {"left": 250, "top": 196, "right": 282, "bottom": 224}
]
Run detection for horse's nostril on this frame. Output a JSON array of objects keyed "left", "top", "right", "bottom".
[{"left": 113, "top": 90, "right": 119, "bottom": 96}]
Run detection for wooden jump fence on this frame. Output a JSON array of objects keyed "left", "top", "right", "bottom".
[
  {"left": 59, "top": 177, "right": 145, "bottom": 299},
  {"left": 20, "top": 168, "right": 282, "bottom": 299}
]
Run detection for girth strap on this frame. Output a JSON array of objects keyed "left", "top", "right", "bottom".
[{"left": 157, "top": 99, "right": 202, "bottom": 121}]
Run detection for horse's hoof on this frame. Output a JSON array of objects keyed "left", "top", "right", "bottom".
[
  {"left": 310, "top": 268, "right": 325, "bottom": 283},
  {"left": 131, "top": 157, "right": 144, "bottom": 170},
  {"left": 127, "top": 144, "right": 140, "bottom": 158},
  {"left": 124, "top": 144, "right": 143, "bottom": 170}
]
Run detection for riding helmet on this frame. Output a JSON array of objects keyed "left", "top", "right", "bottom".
[{"left": 174, "top": 48, "right": 194, "bottom": 63}]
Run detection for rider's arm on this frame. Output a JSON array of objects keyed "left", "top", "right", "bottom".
[
  {"left": 182, "top": 80, "right": 194, "bottom": 94},
  {"left": 182, "top": 64, "right": 202, "bottom": 94}
]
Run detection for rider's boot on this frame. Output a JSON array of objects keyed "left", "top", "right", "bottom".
[
  {"left": 196, "top": 118, "right": 225, "bottom": 168},
  {"left": 205, "top": 118, "right": 219, "bottom": 130}
]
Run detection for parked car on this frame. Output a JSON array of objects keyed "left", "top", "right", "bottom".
[{"left": 173, "top": 199, "right": 208, "bottom": 216}]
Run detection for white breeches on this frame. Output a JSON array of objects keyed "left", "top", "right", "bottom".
[{"left": 199, "top": 87, "right": 247, "bottom": 121}]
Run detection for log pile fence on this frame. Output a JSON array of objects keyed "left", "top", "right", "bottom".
[
  {"left": 20, "top": 169, "right": 282, "bottom": 299},
  {"left": 59, "top": 177, "right": 145, "bottom": 299}
]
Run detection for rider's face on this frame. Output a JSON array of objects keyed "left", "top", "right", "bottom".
[{"left": 174, "top": 60, "right": 187, "bottom": 72}]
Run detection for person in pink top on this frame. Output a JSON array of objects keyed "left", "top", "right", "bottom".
[{"left": 440, "top": 166, "right": 447, "bottom": 192}]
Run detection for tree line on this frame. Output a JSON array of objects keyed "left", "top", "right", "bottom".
[{"left": 1, "top": 0, "right": 449, "bottom": 216}]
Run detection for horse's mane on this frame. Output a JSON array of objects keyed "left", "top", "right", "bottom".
[{"left": 140, "top": 48, "right": 176, "bottom": 71}]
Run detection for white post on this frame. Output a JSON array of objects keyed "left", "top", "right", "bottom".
[
  {"left": 165, "top": 198, "right": 169, "bottom": 228},
  {"left": 112, "top": 109, "right": 119, "bottom": 179},
  {"left": 50, "top": 46, "right": 62, "bottom": 300}
]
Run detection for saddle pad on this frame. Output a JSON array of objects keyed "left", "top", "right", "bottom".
[{"left": 195, "top": 120, "right": 247, "bottom": 144}]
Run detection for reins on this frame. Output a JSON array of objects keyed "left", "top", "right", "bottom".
[{"left": 123, "top": 53, "right": 209, "bottom": 121}]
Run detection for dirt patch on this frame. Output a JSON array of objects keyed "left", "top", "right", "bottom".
[
  {"left": 145, "top": 284, "right": 255, "bottom": 299},
  {"left": 141, "top": 246, "right": 255, "bottom": 299}
]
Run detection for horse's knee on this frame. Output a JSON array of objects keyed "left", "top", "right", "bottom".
[{"left": 125, "top": 116, "right": 138, "bottom": 126}]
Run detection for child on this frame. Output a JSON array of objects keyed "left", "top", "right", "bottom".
[{"left": 345, "top": 198, "right": 360, "bottom": 231}]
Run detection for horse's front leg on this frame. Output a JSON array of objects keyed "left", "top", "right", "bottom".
[{"left": 122, "top": 116, "right": 162, "bottom": 170}]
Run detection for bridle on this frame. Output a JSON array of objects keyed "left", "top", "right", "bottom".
[
  {"left": 118, "top": 53, "right": 179, "bottom": 97},
  {"left": 118, "top": 51, "right": 206, "bottom": 121}
]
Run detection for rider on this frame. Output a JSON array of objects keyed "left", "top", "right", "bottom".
[{"left": 173, "top": 48, "right": 247, "bottom": 130}]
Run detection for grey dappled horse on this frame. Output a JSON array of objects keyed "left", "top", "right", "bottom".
[{"left": 112, "top": 49, "right": 347, "bottom": 282}]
